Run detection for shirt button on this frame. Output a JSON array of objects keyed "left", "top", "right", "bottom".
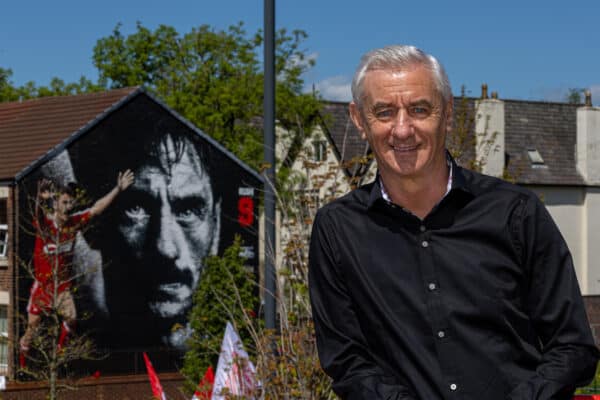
[
  {"left": 437, "top": 330, "right": 445, "bottom": 338},
  {"left": 420, "top": 225, "right": 426, "bottom": 232},
  {"left": 450, "top": 383, "right": 457, "bottom": 391},
  {"left": 428, "top": 282, "right": 436, "bottom": 291},
  {"left": 421, "top": 240, "right": 429, "bottom": 248}
]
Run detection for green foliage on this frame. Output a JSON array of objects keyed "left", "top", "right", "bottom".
[
  {"left": 92, "top": 22, "right": 322, "bottom": 171},
  {"left": 566, "top": 87, "right": 585, "bottom": 104},
  {"left": 181, "top": 236, "right": 259, "bottom": 393},
  {"left": 576, "top": 362, "right": 600, "bottom": 395},
  {"left": 0, "top": 67, "right": 104, "bottom": 103}
]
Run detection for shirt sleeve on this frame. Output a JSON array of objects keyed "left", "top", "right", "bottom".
[
  {"left": 71, "top": 209, "right": 92, "bottom": 228},
  {"left": 309, "top": 209, "right": 417, "bottom": 400},
  {"left": 507, "top": 195, "right": 600, "bottom": 400}
]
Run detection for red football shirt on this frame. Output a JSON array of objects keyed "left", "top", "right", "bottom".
[{"left": 32, "top": 210, "right": 91, "bottom": 292}]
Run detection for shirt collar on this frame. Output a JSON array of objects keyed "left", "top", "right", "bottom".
[
  {"left": 368, "top": 150, "right": 470, "bottom": 209},
  {"left": 379, "top": 157, "right": 453, "bottom": 203}
]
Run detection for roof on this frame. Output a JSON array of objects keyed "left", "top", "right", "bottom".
[
  {"left": 319, "top": 101, "right": 372, "bottom": 177},
  {"left": 0, "top": 87, "right": 138, "bottom": 182},
  {"left": 504, "top": 99, "right": 585, "bottom": 185},
  {"left": 0, "top": 87, "right": 263, "bottom": 184},
  {"left": 321, "top": 98, "right": 587, "bottom": 186}
]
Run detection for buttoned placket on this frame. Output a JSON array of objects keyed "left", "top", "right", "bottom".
[{"left": 417, "top": 224, "right": 462, "bottom": 397}]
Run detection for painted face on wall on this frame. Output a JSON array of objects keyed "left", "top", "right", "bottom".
[{"left": 115, "top": 134, "right": 220, "bottom": 345}]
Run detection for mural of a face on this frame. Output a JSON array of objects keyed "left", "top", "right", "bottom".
[{"left": 114, "top": 134, "right": 220, "bottom": 347}]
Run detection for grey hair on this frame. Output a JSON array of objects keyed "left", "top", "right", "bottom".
[{"left": 351, "top": 45, "right": 452, "bottom": 107}]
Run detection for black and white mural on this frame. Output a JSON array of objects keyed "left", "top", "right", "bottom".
[{"left": 17, "top": 92, "right": 261, "bottom": 372}]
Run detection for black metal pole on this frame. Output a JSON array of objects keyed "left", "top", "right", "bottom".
[{"left": 263, "top": 0, "right": 276, "bottom": 330}]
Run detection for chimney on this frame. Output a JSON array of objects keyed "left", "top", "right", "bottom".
[
  {"left": 577, "top": 91, "right": 600, "bottom": 184},
  {"left": 481, "top": 83, "right": 488, "bottom": 99},
  {"left": 475, "top": 86, "right": 505, "bottom": 177}
]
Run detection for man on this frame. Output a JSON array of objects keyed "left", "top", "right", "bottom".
[
  {"left": 99, "top": 132, "right": 221, "bottom": 350},
  {"left": 309, "top": 45, "right": 599, "bottom": 399},
  {"left": 20, "top": 171, "right": 133, "bottom": 366}
]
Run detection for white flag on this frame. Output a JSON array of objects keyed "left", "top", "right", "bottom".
[{"left": 211, "top": 322, "right": 256, "bottom": 400}]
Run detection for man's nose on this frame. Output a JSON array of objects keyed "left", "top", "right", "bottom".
[
  {"left": 157, "top": 210, "right": 179, "bottom": 260},
  {"left": 391, "top": 109, "right": 413, "bottom": 139}
]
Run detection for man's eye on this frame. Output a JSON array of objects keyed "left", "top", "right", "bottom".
[
  {"left": 410, "top": 106, "right": 429, "bottom": 117},
  {"left": 374, "top": 109, "right": 394, "bottom": 119},
  {"left": 176, "top": 209, "right": 198, "bottom": 220},
  {"left": 174, "top": 198, "right": 208, "bottom": 223},
  {"left": 124, "top": 206, "right": 149, "bottom": 222}
]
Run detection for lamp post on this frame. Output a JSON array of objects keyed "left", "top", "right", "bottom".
[{"left": 263, "top": 0, "right": 276, "bottom": 330}]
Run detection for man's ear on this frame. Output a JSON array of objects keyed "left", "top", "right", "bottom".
[
  {"left": 349, "top": 102, "right": 368, "bottom": 140},
  {"left": 210, "top": 199, "right": 221, "bottom": 256}
]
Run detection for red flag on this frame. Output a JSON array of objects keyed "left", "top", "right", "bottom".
[
  {"left": 143, "top": 352, "right": 166, "bottom": 400},
  {"left": 192, "top": 365, "right": 215, "bottom": 400}
]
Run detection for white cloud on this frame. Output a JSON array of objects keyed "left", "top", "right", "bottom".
[{"left": 312, "top": 75, "right": 352, "bottom": 102}]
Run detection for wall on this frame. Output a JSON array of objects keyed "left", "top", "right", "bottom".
[
  {"left": 2, "top": 373, "right": 185, "bottom": 399},
  {"left": 528, "top": 185, "right": 588, "bottom": 292},
  {"left": 584, "top": 188, "right": 600, "bottom": 294},
  {"left": 14, "top": 94, "right": 261, "bottom": 375}
]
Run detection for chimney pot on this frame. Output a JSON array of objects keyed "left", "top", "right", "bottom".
[
  {"left": 481, "top": 84, "right": 488, "bottom": 99},
  {"left": 491, "top": 91, "right": 498, "bottom": 99},
  {"left": 585, "top": 90, "right": 592, "bottom": 107}
]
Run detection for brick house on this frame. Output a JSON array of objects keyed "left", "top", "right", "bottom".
[{"left": 0, "top": 88, "right": 261, "bottom": 397}]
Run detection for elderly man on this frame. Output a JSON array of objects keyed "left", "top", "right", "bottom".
[{"left": 309, "top": 45, "right": 599, "bottom": 399}]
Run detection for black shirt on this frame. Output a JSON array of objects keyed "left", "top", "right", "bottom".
[{"left": 309, "top": 159, "right": 599, "bottom": 400}]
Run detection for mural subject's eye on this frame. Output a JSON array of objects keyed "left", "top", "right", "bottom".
[
  {"left": 124, "top": 205, "right": 150, "bottom": 224},
  {"left": 173, "top": 197, "right": 207, "bottom": 224}
]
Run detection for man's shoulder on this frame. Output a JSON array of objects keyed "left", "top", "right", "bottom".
[
  {"left": 317, "top": 181, "right": 374, "bottom": 217},
  {"left": 459, "top": 167, "right": 537, "bottom": 201}
]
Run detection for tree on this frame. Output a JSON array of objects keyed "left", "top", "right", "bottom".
[
  {"left": 0, "top": 67, "right": 104, "bottom": 103},
  {"left": 566, "top": 87, "right": 585, "bottom": 104},
  {"left": 92, "top": 22, "right": 322, "bottom": 172},
  {"left": 18, "top": 181, "right": 103, "bottom": 400},
  {"left": 181, "top": 236, "right": 258, "bottom": 394}
]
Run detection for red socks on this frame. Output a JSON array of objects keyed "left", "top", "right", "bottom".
[{"left": 57, "top": 321, "right": 71, "bottom": 350}]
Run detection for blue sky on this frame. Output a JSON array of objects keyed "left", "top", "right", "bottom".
[{"left": 1, "top": 0, "right": 599, "bottom": 104}]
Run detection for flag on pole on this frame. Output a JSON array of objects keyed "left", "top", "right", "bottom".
[
  {"left": 143, "top": 352, "right": 166, "bottom": 400},
  {"left": 191, "top": 365, "right": 214, "bottom": 400},
  {"left": 211, "top": 322, "right": 257, "bottom": 399}
]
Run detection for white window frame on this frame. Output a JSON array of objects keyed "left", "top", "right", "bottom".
[{"left": 312, "top": 140, "right": 327, "bottom": 162}]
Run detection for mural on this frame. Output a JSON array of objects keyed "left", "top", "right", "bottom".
[{"left": 17, "top": 94, "right": 261, "bottom": 373}]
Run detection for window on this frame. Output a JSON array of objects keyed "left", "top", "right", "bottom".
[
  {"left": 527, "top": 148, "right": 548, "bottom": 169},
  {"left": 0, "top": 227, "right": 6, "bottom": 257},
  {"left": 312, "top": 140, "right": 327, "bottom": 162}
]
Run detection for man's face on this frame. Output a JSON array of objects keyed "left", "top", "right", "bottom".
[
  {"left": 56, "top": 193, "right": 74, "bottom": 217},
  {"left": 116, "top": 135, "right": 220, "bottom": 323},
  {"left": 349, "top": 65, "right": 452, "bottom": 182}
]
